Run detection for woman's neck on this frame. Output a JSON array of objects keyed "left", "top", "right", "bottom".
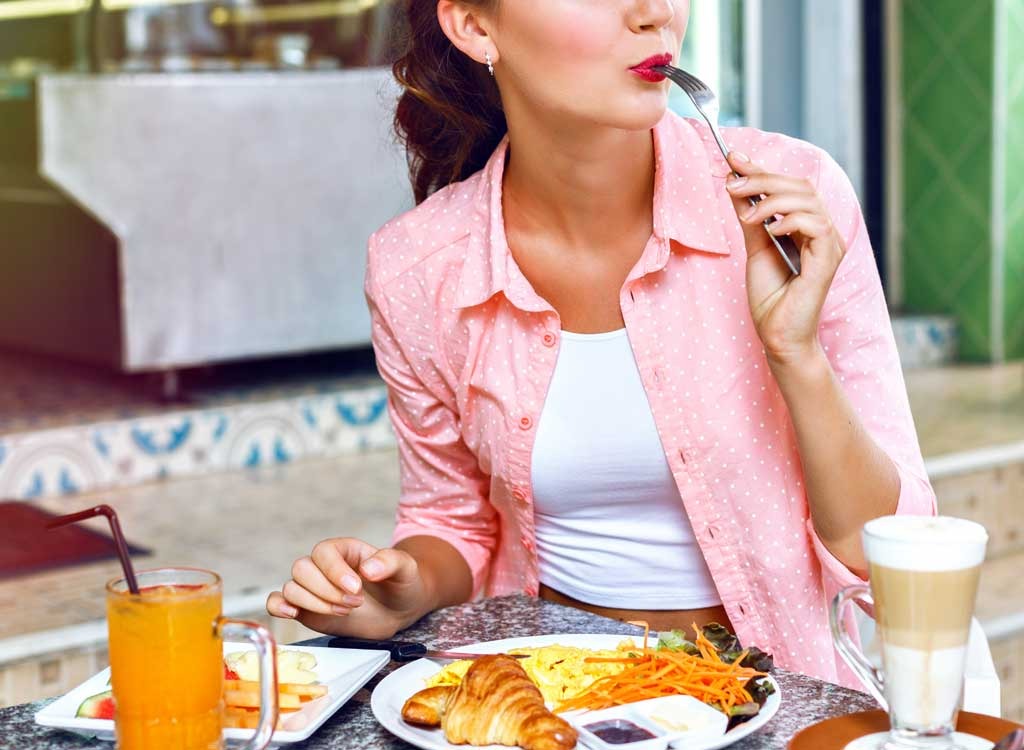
[{"left": 501, "top": 116, "right": 656, "bottom": 253}]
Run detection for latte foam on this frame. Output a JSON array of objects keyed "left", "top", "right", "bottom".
[{"left": 862, "top": 515, "right": 987, "bottom": 571}]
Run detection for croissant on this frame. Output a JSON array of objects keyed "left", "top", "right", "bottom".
[
  {"left": 402, "top": 685, "right": 455, "bottom": 726},
  {"left": 401, "top": 655, "right": 578, "bottom": 750}
]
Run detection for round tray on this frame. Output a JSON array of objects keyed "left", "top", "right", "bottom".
[{"left": 789, "top": 710, "right": 1022, "bottom": 750}]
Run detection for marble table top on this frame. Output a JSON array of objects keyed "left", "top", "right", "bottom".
[{"left": 0, "top": 595, "right": 876, "bottom": 749}]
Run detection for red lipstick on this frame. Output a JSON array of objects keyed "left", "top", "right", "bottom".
[{"left": 629, "top": 52, "right": 673, "bottom": 82}]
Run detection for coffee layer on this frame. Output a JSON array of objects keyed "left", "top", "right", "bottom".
[{"left": 869, "top": 563, "right": 981, "bottom": 650}]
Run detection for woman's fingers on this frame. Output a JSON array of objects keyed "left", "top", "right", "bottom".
[
  {"left": 359, "top": 547, "right": 419, "bottom": 585},
  {"left": 292, "top": 555, "right": 363, "bottom": 607},
  {"left": 267, "top": 587, "right": 354, "bottom": 623},
  {"left": 726, "top": 152, "right": 815, "bottom": 202},
  {"left": 727, "top": 173, "right": 816, "bottom": 200},
  {"left": 737, "top": 193, "right": 822, "bottom": 227},
  {"left": 311, "top": 537, "right": 381, "bottom": 595},
  {"left": 266, "top": 538, "right": 379, "bottom": 625},
  {"left": 767, "top": 212, "right": 835, "bottom": 243},
  {"left": 267, "top": 539, "right": 427, "bottom": 633},
  {"left": 727, "top": 150, "right": 763, "bottom": 175},
  {"left": 722, "top": 152, "right": 844, "bottom": 267},
  {"left": 266, "top": 591, "right": 299, "bottom": 619},
  {"left": 724, "top": 152, "right": 820, "bottom": 271},
  {"left": 282, "top": 580, "right": 353, "bottom": 617}
]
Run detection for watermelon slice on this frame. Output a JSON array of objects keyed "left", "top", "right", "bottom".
[{"left": 76, "top": 690, "right": 115, "bottom": 720}]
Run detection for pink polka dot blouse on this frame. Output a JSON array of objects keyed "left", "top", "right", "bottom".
[{"left": 363, "top": 110, "right": 936, "bottom": 687}]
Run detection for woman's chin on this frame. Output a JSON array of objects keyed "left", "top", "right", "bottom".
[{"left": 602, "top": 95, "right": 670, "bottom": 132}]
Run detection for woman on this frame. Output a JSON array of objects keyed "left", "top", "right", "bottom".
[{"left": 267, "top": 0, "right": 935, "bottom": 686}]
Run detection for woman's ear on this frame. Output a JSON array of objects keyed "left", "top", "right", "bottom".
[{"left": 436, "top": 0, "right": 498, "bottom": 67}]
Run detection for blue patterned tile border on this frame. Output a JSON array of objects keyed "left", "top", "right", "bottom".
[
  {"left": 892, "top": 315, "right": 959, "bottom": 368},
  {"left": 0, "top": 381, "right": 394, "bottom": 500}
]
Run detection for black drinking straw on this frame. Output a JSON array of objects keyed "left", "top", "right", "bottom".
[{"left": 46, "top": 504, "right": 140, "bottom": 594}]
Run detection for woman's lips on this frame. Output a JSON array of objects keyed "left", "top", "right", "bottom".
[
  {"left": 629, "top": 53, "right": 673, "bottom": 82},
  {"left": 631, "top": 67, "right": 667, "bottom": 82}
]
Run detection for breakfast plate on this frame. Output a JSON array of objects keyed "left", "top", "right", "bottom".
[
  {"left": 35, "top": 642, "right": 389, "bottom": 746},
  {"left": 370, "top": 633, "right": 781, "bottom": 750}
]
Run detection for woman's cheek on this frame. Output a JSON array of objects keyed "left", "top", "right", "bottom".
[
  {"left": 559, "top": 22, "right": 621, "bottom": 61},
  {"left": 514, "top": 3, "right": 620, "bottom": 64}
]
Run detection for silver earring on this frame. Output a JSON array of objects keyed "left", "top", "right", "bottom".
[{"left": 485, "top": 51, "right": 494, "bottom": 77}]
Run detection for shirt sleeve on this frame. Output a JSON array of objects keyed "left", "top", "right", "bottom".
[
  {"left": 809, "top": 150, "right": 938, "bottom": 591},
  {"left": 364, "top": 246, "right": 498, "bottom": 598}
]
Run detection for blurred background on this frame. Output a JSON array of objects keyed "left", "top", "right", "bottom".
[{"left": 0, "top": 0, "right": 1021, "bottom": 717}]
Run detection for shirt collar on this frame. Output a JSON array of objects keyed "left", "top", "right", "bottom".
[{"left": 454, "top": 111, "right": 732, "bottom": 310}]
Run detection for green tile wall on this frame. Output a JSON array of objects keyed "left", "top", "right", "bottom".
[
  {"left": 1003, "top": 1, "right": 1024, "bottom": 359},
  {"left": 901, "top": 0, "right": 1024, "bottom": 361},
  {"left": 901, "top": 0, "right": 994, "bottom": 360}
]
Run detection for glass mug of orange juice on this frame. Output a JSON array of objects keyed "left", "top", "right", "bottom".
[{"left": 106, "top": 567, "right": 278, "bottom": 750}]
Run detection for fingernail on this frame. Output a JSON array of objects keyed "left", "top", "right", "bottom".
[
  {"left": 332, "top": 605, "right": 351, "bottom": 616},
  {"left": 361, "top": 560, "right": 384, "bottom": 577},
  {"left": 766, "top": 220, "right": 781, "bottom": 233},
  {"left": 341, "top": 594, "right": 363, "bottom": 607},
  {"left": 341, "top": 573, "right": 361, "bottom": 592},
  {"left": 726, "top": 177, "right": 748, "bottom": 191},
  {"left": 281, "top": 605, "right": 298, "bottom": 619},
  {"left": 740, "top": 206, "right": 756, "bottom": 221},
  {"left": 731, "top": 151, "right": 750, "bottom": 162}
]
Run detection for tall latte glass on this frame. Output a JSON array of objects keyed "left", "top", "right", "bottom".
[{"left": 831, "top": 515, "right": 988, "bottom": 750}]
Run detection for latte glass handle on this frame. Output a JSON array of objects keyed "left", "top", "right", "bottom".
[{"left": 830, "top": 584, "right": 888, "bottom": 711}]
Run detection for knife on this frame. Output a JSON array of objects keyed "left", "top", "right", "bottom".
[{"left": 326, "top": 636, "right": 529, "bottom": 662}]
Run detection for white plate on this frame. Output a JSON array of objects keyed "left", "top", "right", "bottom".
[
  {"left": 35, "top": 642, "right": 389, "bottom": 746},
  {"left": 370, "top": 633, "right": 781, "bottom": 750}
]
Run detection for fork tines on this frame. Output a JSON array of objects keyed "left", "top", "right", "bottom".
[{"left": 651, "top": 64, "right": 709, "bottom": 94}]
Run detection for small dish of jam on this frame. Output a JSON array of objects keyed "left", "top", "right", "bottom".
[
  {"left": 567, "top": 694, "right": 728, "bottom": 750},
  {"left": 583, "top": 719, "right": 658, "bottom": 745},
  {"left": 571, "top": 709, "right": 666, "bottom": 750}
]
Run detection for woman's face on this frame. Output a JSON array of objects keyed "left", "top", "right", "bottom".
[{"left": 487, "top": 0, "right": 689, "bottom": 132}]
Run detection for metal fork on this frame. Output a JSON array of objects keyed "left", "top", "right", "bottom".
[{"left": 653, "top": 64, "right": 801, "bottom": 275}]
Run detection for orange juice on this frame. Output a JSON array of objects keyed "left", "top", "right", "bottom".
[{"left": 106, "top": 569, "right": 223, "bottom": 750}]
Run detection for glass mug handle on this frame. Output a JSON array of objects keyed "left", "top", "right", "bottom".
[
  {"left": 830, "top": 584, "right": 888, "bottom": 712},
  {"left": 216, "top": 618, "right": 279, "bottom": 750}
]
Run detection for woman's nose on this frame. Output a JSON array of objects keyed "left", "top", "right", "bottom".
[{"left": 628, "top": 0, "right": 676, "bottom": 32}]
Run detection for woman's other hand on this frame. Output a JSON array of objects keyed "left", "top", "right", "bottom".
[
  {"left": 266, "top": 538, "right": 431, "bottom": 640},
  {"left": 724, "top": 151, "right": 847, "bottom": 370}
]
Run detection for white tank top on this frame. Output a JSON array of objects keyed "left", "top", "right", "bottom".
[{"left": 530, "top": 328, "right": 722, "bottom": 610}]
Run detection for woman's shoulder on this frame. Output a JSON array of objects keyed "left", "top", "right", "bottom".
[
  {"left": 666, "top": 111, "right": 832, "bottom": 185},
  {"left": 366, "top": 171, "right": 486, "bottom": 291}
]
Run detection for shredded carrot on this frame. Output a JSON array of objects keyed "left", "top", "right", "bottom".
[
  {"left": 559, "top": 623, "right": 766, "bottom": 715},
  {"left": 626, "top": 620, "right": 650, "bottom": 651}
]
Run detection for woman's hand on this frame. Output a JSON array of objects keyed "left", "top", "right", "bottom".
[
  {"left": 724, "top": 151, "right": 846, "bottom": 369},
  {"left": 266, "top": 538, "right": 432, "bottom": 640}
]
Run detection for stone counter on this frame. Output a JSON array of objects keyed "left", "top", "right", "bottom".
[{"left": 0, "top": 595, "right": 876, "bottom": 749}]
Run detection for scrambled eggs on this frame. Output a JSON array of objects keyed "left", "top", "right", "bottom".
[{"left": 426, "top": 641, "right": 640, "bottom": 705}]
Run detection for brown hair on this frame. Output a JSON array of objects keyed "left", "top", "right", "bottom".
[{"left": 392, "top": 0, "right": 506, "bottom": 204}]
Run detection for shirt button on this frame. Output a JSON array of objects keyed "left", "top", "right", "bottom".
[
  {"left": 542, "top": 332, "right": 557, "bottom": 347},
  {"left": 519, "top": 415, "right": 533, "bottom": 430},
  {"left": 511, "top": 487, "right": 528, "bottom": 504}
]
